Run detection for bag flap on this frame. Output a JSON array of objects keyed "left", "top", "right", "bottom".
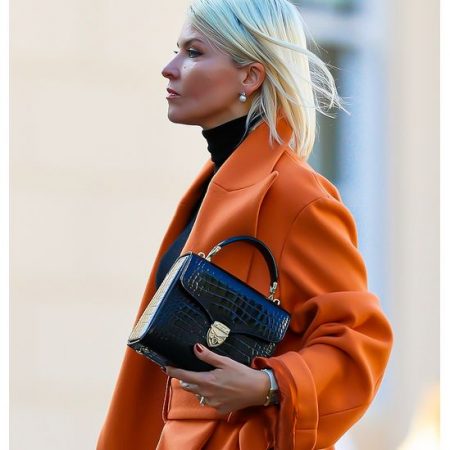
[{"left": 179, "top": 253, "right": 290, "bottom": 344}]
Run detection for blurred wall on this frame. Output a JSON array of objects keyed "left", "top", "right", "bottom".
[
  {"left": 11, "top": 1, "right": 199, "bottom": 448},
  {"left": 10, "top": 1, "right": 439, "bottom": 449},
  {"left": 345, "top": 0, "right": 440, "bottom": 449},
  {"left": 384, "top": 0, "right": 440, "bottom": 445}
]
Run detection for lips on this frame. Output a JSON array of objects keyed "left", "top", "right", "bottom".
[{"left": 166, "top": 88, "right": 180, "bottom": 95}]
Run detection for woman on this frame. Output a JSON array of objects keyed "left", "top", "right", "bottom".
[{"left": 97, "top": 0, "right": 393, "bottom": 449}]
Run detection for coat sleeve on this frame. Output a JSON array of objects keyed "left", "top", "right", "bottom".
[{"left": 250, "top": 195, "right": 393, "bottom": 450}]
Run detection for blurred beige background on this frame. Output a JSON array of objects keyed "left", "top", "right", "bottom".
[{"left": 10, "top": 0, "right": 439, "bottom": 449}]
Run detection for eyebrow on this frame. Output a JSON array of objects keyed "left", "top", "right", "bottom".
[{"left": 176, "top": 38, "right": 205, "bottom": 48}]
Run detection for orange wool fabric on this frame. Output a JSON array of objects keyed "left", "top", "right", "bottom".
[{"left": 96, "top": 114, "right": 393, "bottom": 450}]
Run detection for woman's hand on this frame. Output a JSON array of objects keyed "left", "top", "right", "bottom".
[{"left": 164, "top": 343, "right": 270, "bottom": 415}]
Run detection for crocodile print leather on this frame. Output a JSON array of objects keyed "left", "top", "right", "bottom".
[
  {"left": 180, "top": 255, "right": 288, "bottom": 343},
  {"left": 128, "top": 252, "right": 290, "bottom": 372}
]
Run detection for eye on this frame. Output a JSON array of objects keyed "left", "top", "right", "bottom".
[
  {"left": 172, "top": 49, "right": 201, "bottom": 58},
  {"left": 187, "top": 48, "right": 201, "bottom": 58}
]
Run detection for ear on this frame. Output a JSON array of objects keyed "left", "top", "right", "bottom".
[{"left": 241, "top": 62, "right": 266, "bottom": 97}]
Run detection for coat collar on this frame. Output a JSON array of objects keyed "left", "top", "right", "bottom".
[
  {"left": 177, "top": 113, "right": 293, "bottom": 272},
  {"left": 211, "top": 112, "right": 293, "bottom": 191},
  {"left": 177, "top": 112, "right": 293, "bottom": 207}
]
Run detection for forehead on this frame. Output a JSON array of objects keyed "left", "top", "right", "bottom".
[
  {"left": 176, "top": 20, "right": 232, "bottom": 60},
  {"left": 177, "top": 21, "right": 207, "bottom": 47}
]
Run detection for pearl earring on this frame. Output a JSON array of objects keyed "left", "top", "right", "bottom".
[{"left": 239, "top": 91, "right": 247, "bottom": 103}]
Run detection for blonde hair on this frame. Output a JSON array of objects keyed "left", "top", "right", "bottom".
[{"left": 187, "top": 0, "right": 349, "bottom": 161}]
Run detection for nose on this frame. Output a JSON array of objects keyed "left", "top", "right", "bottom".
[{"left": 161, "top": 55, "right": 179, "bottom": 79}]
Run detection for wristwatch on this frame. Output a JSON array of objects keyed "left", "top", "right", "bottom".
[{"left": 261, "top": 368, "right": 280, "bottom": 406}]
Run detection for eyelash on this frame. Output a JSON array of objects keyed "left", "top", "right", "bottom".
[{"left": 173, "top": 49, "right": 201, "bottom": 58}]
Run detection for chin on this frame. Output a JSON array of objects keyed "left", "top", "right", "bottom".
[{"left": 167, "top": 109, "right": 202, "bottom": 127}]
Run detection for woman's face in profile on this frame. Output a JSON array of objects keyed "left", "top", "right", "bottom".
[{"left": 161, "top": 20, "right": 250, "bottom": 130}]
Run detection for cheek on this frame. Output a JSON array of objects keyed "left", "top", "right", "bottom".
[{"left": 185, "top": 63, "right": 237, "bottom": 100}]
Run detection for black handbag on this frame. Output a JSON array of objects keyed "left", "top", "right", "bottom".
[{"left": 127, "top": 235, "right": 291, "bottom": 371}]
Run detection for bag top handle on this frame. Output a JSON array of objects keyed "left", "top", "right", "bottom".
[{"left": 199, "top": 235, "right": 280, "bottom": 304}]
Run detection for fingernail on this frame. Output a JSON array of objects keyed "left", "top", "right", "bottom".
[{"left": 195, "top": 343, "right": 204, "bottom": 353}]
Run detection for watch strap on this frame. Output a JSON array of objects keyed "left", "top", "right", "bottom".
[{"left": 261, "top": 368, "right": 280, "bottom": 406}]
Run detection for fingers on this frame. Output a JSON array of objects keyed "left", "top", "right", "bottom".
[
  {"left": 193, "top": 343, "right": 232, "bottom": 368},
  {"left": 179, "top": 380, "right": 200, "bottom": 392},
  {"left": 176, "top": 372, "right": 231, "bottom": 414},
  {"left": 179, "top": 380, "right": 211, "bottom": 406},
  {"left": 165, "top": 366, "right": 208, "bottom": 384},
  {"left": 165, "top": 343, "right": 232, "bottom": 382}
]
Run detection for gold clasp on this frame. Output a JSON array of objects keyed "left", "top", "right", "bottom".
[{"left": 206, "top": 321, "right": 230, "bottom": 347}]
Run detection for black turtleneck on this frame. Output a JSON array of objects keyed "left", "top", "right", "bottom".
[
  {"left": 155, "top": 113, "right": 262, "bottom": 289},
  {"left": 202, "top": 113, "right": 261, "bottom": 172}
]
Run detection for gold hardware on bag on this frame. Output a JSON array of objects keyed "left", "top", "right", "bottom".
[
  {"left": 268, "top": 281, "right": 281, "bottom": 305},
  {"left": 205, "top": 245, "right": 222, "bottom": 261},
  {"left": 206, "top": 321, "right": 230, "bottom": 347}
]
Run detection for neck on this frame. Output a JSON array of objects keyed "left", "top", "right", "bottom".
[{"left": 201, "top": 113, "right": 262, "bottom": 172}]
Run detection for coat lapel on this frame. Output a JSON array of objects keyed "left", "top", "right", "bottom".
[{"left": 179, "top": 113, "right": 293, "bottom": 283}]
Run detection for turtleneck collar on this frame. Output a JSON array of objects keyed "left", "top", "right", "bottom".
[{"left": 201, "top": 113, "right": 262, "bottom": 173}]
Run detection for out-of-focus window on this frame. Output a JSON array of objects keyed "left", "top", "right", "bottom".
[
  {"left": 307, "top": 45, "right": 342, "bottom": 184},
  {"left": 294, "top": 0, "right": 359, "bottom": 12}
]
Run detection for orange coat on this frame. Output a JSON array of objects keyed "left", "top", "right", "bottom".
[{"left": 97, "top": 114, "right": 393, "bottom": 450}]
